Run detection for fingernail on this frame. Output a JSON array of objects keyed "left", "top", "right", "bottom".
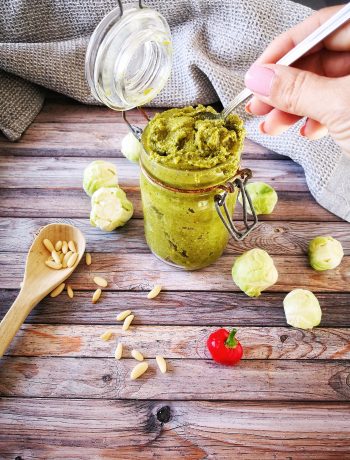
[
  {"left": 245, "top": 102, "right": 252, "bottom": 114},
  {"left": 258, "top": 121, "right": 267, "bottom": 134},
  {"left": 245, "top": 64, "right": 275, "bottom": 97},
  {"left": 299, "top": 124, "right": 306, "bottom": 137}
]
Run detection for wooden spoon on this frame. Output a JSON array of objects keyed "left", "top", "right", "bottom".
[{"left": 0, "top": 223, "right": 86, "bottom": 357}]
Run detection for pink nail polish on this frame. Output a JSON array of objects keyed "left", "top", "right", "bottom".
[
  {"left": 245, "top": 102, "right": 252, "bottom": 114},
  {"left": 299, "top": 124, "right": 306, "bottom": 137},
  {"left": 258, "top": 121, "right": 266, "bottom": 134},
  {"left": 245, "top": 64, "right": 275, "bottom": 97}
]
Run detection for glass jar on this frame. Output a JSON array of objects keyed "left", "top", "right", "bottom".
[
  {"left": 85, "top": 1, "right": 258, "bottom": 270},
  {"left": 140, "top": 144, "right": 240, "bottom": 270}
]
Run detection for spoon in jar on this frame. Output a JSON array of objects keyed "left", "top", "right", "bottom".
[
  {"left": 197, "top": 2, "right": 350, "bottom": 121},
  {"left": 0, "top": 223, "right": 86, "bottom": 357}
]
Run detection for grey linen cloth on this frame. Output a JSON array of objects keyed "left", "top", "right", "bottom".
[{"left": 1, "top": 0, "right": 349, "bottom": 221}]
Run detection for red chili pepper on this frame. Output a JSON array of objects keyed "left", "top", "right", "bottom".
[{"left": 207, "top": 328, "right": 243, "bottom": 366}]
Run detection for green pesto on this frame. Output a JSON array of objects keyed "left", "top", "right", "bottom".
[{"left": 140, "top": 105, "right": 245, "bottom": 270}]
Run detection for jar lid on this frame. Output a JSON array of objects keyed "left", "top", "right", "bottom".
[{"left": 85, "top": 5, "right": 172, "bottom": 111}]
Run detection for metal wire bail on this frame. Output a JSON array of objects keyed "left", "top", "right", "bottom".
[
  {"left": 122, "top": 107, "right": 149, "bottom": 141},
  {"left": 117, "top": 0, "right": 143, "bottom": 15},
  {"left": 214, "top": 169, "right": 258, "bottom": 241}
]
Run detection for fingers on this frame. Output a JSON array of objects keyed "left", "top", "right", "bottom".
[
  {"left": 258, "top": 109, "right": 302, "bottom": 136},
  {"left": 257, "top": 5, "right": 348, "bottom": 65},
  {"left": 300, "top": 118, "right": 328, "bottom": 140},
  {"left": 245, "top": 98, "right": 272, "bottom": 116},
  {"left": 296, "top": 50, "right": 350, "bottom": 78},
  {"left": 244, "top": 63, "right": 337, "bottom": 124}
]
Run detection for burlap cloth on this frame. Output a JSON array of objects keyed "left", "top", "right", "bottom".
[{"left": 1, "top": 0, "right": 349, "bottom": 221}]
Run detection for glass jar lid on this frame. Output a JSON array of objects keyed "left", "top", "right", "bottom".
[{"left": 85, "top": 3, "right": 172, "bottom": 111}]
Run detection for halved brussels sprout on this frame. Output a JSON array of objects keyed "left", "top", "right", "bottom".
[
  {"left": 231, "top": 248, "right": 278, "bottom": 297},
  {"left": 283, "top": 289, "right": 322, "bottom": 330},
  {"left": 121, "top": 132, "right": 143, "bottom": 163},
  {"left": 83, "top": 160, "right": 118, "bottom": 197},
  {"left": 308, "top": 236, "right": 344, "bottom": 271},
  {"left": 239, "top": 182, "right": 278, "bottom": 215},
  {"left": 90, "top": 187, "right": 133, "bottom": 232}
]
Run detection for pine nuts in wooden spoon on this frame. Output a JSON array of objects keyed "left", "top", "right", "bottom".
[
  {"left": 68, "top": 240, "right": 77, "bottom": 253},
  {"left": 43, "top": 238, "right": 55, "bottom": 253},
  {"left": 67, "top": 252, "right": 79, "bottom": 268},
  {"left": 55, "top": 241, "right": 63, "bottom": 251},
  {"left": 45, "top": 260, "right": 62, "bottom": 270},
  {"left": 62, "top": 241, "right": 68, "bottom": 254}
]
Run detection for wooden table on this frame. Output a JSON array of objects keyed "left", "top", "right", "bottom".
[{"left": 0, "top": 95, "right": 349, "bottom": 459}]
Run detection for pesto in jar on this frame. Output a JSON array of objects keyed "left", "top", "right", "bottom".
[{"left": 140, "top": 105, "right": 245, "bottom": 270}]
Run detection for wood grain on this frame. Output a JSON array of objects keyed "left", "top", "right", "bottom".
[
  {"left": 5, "top": 324, "right": 350, "bottom": 360},
  {"left": 1, "top": 218, "right": 349, "bottom": 255},
  {"left": 0, "top": 357, "right": 349, "bottom": 400},
  {"left": 0, "top": 155, "right": 307, "bottom": 191},
  {"left": 1, "top": 252, "right": 349, "bottom": 292},
  {"left": 1, "top": 399, "right": 350, "bottom": 459},
  {"left": 0, "top": 189, "right": 340, "bottom": 221},
  {"left": 2, "top": 290, "right": 349, "bottom": 327}
]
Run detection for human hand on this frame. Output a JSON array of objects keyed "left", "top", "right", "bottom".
[{"left": 244, "top": 5, "right": 350, "bottom": 155}]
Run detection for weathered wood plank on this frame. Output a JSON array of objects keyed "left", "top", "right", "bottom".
[
  {"left": 1, "top": 218, "right": 349, "bottom": 255},
  {"left": 1, "top": 290, "right": 349, "bottom": 327},
  {"left": 0, "top": 156, "right": 307, "bottom": 191},
  {"left": 0, "top": 357, "right": 349, "bottom": 400},
  {"left": 6, "top": 325, "right": 350, "bottom": 360},
  {"left": 0, "top": 189, "right": 340, "bottom": 221},
  {"left": 0, "top": 252, "right": 348, "bottom": 292},
  {"left": 1, "top": 399, "right": 350, "bottom": 459}
]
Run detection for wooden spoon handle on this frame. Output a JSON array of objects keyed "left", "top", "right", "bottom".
[{"left": 0, "top": 292, "right": 35, "bottom": 357}]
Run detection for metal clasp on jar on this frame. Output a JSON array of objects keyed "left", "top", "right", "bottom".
[{"left": 214, "top": 169, "right": 258, "bottom": 241}]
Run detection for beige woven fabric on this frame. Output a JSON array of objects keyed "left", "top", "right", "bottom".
[{"left": 0, "top": 0, "right": 349, "bottom": 221}]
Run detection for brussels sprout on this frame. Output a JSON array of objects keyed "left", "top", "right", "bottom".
[
  {"left": 231, "top": 248, "right": 278, "bottom": 297},
  {"left": 90, "top": 187, "right": 133, "bottom": 232},
  {"left": 121, "top": 132, "right": 143, "bottom": 163},
  {"left": 308, "top": 236, "right": 344, "bottom": 271},
  {"left": 283, "top": 289, "right": 322, "bottom": 330},
  {"left": 238, "top": 182, "right": 278, "bottom": 215},
  {"left": 83, "top": 160, "right": 118, "bottom": 197}
]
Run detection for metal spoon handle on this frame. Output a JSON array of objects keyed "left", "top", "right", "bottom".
[{"left": 222, "top": 2, "right": 350, "bottom": 118}]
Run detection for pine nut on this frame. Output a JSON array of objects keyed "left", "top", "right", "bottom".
[
  {"left": 51, "top": 250, "right": 61, "bottom": 265},
  {"left": 62, "top": 251, "right": 73, "bottom": 268},
  {"left": 43, "top": 238, "right": 54, "bottom": 253},
  {"left": 116, "top": 310, "right": 132, "bottom": 321},
  {"left": 67, "top": 252, "right": 79, "bottom": 268},
  {"left": 93, "top": 276, "right": 108, "bottom": 288},
  {"left": 130, "top": 362, "right": 149, "bottom": 380},
  {"left": 45, "top": 260, "right": 62, "bottom": 270},
  {"left": 92, "top": 288, "right": 102, "bottom": 303},
  {"left": 50, "top": 283, "right": 65, "bottom": 298},
  {"left": 115, "top": 343, "right": 123, "bottom": 360},
  {"left": 100, "top": 330, "right": 113, "bottom": 341},
  {"left": 67, "top": 285, "right": 74, "bottom": 299},
  {"left": 131, "top": 349, "right": 144, "bottom": 361},
  {"left": 122, "top": 314, "right": 134, "bottom": 331},
  {"left": 59, "top": 252, "right": 64, "bottom": 262},
  {"left": 68, "top": 240, "right": 77, "bottom": 253},
  {"left": 156, "top": 355, "right": 167, "bottom": 374},
  {"left": 147, "top": 285, "right": 162, "bottom": 299},
  {"left": 86, "top": 252, "right": 92, "bottom": 266},
  {"left": 62, "top": 241, "right": 68, "bottom": 254},
  {"left": 55, "top": 240, "right": 62, "bottom": 251}
]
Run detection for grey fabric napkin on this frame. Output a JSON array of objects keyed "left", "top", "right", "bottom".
[{"left": 1, "top": 0, "right": 349, "bottom": 221}]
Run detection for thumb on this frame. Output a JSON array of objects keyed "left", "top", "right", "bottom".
[{"left": 244, "top": 63, "right": 338, "bottom": 124}]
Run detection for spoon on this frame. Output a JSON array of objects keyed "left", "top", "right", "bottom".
[
  {"left": 198, "top": 2, "right": 350, "bottom": 121},
  {"left": 0, "top": 223, "right": 86, "bottom": 357}
]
